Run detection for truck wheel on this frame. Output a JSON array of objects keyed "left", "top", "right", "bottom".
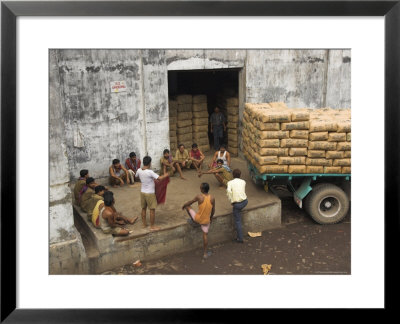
[{"left": 304, "top": 183, "right": 349, "bottom": 225}]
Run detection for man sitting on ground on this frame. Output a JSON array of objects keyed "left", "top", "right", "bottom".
[
  {"left": 79, "top": 177, "right": 97, "bottom": 210},
  {"left": 109, "top": 159, "right": 131, "bottom": 187},
  {"left": 174, "top": 144, "right": 192, "bottom": 180},
  {"left": 199, "top": 159, "right": 233, "bottom": 188},
  {"left": 182, "top": 182, "right": 215, "bottom": 259},
  {"left": 83, "top": 185, "right": 106, "bottom": 221},
  {"left": 160, "top": 149, "right": 184, "bottom": 179},
  {"left": 209, "top": 144, "right": 231, "bottom": 170},
  {"left": 99, "top": 191, "right": 138, "bottom": 236},
  {"left": 74, "top": 169, "right": 89, "bottom": 203},
  {"left": 190, "top": 143, "right": 205, "bottom": 172},
  {"left": 125, "top": 152, "right": 141, "bottom": 184}
]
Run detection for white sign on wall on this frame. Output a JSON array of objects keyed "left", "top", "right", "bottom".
[{"left": 110, "top": 81, "right": 127, "bottom": 93}]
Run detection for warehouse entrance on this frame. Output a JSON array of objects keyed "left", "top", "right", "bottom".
[{"left": 168, "top": 69, "right": 240, "bottom": 155}]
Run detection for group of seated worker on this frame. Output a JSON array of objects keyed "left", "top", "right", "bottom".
[{"left": 109, "top": 152, "right": 141, "bottom": 187}]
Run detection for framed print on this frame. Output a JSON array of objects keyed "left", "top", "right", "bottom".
[{"left": 1, "top": 0, "right": 398, "bottom": 321}]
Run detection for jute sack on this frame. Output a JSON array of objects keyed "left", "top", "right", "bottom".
[
  {"left": 280, "top": 139, "right": 308, "bottom": 148},
  {"left": 176, "top": 94, "right": 192, "bottom": 104},
  {"left": 177, "top": 125, "right": 193, "bottom": 135},
  {"left": 255, "top": 121, "right": 280, "bottom": 131},
  {"left": 169, "top": 100, "right": 178, "bottom": 110},
  {"left": 192, "top": 118, "right": 208, "bottom": 126},
  {"left": 344, "top": 151, "right": 351, "bottom": 158},
  {"left": 324, "top": 166, "right": 342, "bottom": 174},
  {"left": 169, "top": 109, "right": 177, "bottom": 117},
  {"left": 169, "top": 130, "right": 177, "bottom": 137},
  {"left": 192, "top": 102, "right": 207, "bottom": 112},
  {"left": 289, "top": 148, "right": 308, "bottom": 156},
  {"left": 177, "top": 112, "right": 193, "bottom": 120},
  {"left": 169, "top": 124, "right": 177, "bottom": 131},
  {"left": 193, "top": 137, "right": 209, "bottom": 146},
  {"left": 243, "top": 111, "right": 251, "bottom": 123},
  {"left": 278, "top": 156, "right": 306, "bottom": 165},
  {"left": 306, "top": 166, "right": 324, "bottom": 173},
  {"left": 289, "top": 130, "right": 309, "bottom": 139},
  {"left": 258, "top": 147, "right": 288, "bottom": 156},
  {"left": 228, "top": 128, "right": 238, "bottom": 135},
  {"left": 192, "top": 95, "right": 207, "bottom": 104},
  {"left": 227, "top": 106, "right": 239, "bottom": 115},
  {"left": 169, "top": 117, "right": 177, "bottom": 124},
  {"left": 326, "top": 151, "right": 344, "bottom": 159},
  {"left": 268, "top": 102, "right": 288, "bottom": 110},
  {"left": 337, "top": 120, "right": 351, "bottom": 132},
  {"left": 333, "top": 158, "right": 351, "bottom": 166},
  {"left": 199, "top": 144, "right": 210, "bottom": 152},
  {"left": 226, "top": 97, "right": 239, "bottom": 106},
  {"left": 309, "top": 119, "right": 338, "bottom": 132},
  {"left": 177, "top": 133, "right": 192, "bottom": 142},
  {"left": 291, "top": 109, "right": 310, "bottom": 122},
  {"left": 229, "top": 141, "right": 238, "bottom": 148},
  {"left": 227, "top": 122, "right": 238, "bottom": 129},
  {"left": 193, "top": 124, "right": 208, "bottom": 132},
  {"left": 228, "top": 146, "right": 238, "bottom": 155},
  {"left": 337, "top": 142, "right": 351, "bottom": 151},
  {"left": 328, "top": 132, "right": 346, "bottom": 142},
  {"left": 346, "top": 133, "right": 351, "bottom": 142},
  {"left": 288, "top": 165, "right": 307, "bottom": 174},
  {"left": 308, "top": 141, "right": 337, "bottom": 151},
  {"left": 177, "top": 103, "right": 192, "bottom": 113},
  {"left": 342, "top": 166, "right": 351, "bottom": 173},
  {"left": 258, "top": 110, "right": 291, "bottom": 123},
  {"left": 306, "top": 158, "right": 333, "bottom": 166},
  {"left": 280, "top": 121, "right": 310, "bottom": 131},
  {"left": 309, "top": 132, "right": 328, "bottom": 141},
  {"left": 177, "top": 119, "right": 192, "bottom": 128},
  {"left": 258, "top": 164, "right": 288, "bottom": 174},
  {"left": 307, "top": 150, "right": 326, "bottom": 158},
  {"left": 257, "top": 139, "right": 280, "bottom": 148},
  {"left": 255, "top": 154, "right": 278, "bottom": 165},
  {"left": 228, "top": 133, "right": 238, "bottom": 142},
  {"left": 193, "top": 110, "right": 209, "bottom": 118},
  {"left": 193, "top": 134, "right": 208, "bottom": 142},
  {"left": 179, "top": 141, "right": 192, "bottom": 149},
  {"left": 228, "top": 115, "right": 239, "bottom": 123},
  {"left": 256, "top": 130, "right": 289, "bottom": 140}
]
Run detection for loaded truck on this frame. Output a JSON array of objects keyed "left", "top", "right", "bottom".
[{"left": 248, "top": 162, "right": 351, "bottom": 225}]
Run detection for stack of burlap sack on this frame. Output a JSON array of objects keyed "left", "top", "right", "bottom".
[
  {"left": 192, "top": 94, "right": 210, "bottom": 152},
  {"left": 225, "top": 97, "right": 239, "bottom": 156},
  {"left": 242, "top": 102, "right": 351, "bottom": 174},
  {"left": 169, "top": 98, "right": 178, "bottom": 152},
  {"left": 176, "top": 95, "right": 193, "bottom": 150}
]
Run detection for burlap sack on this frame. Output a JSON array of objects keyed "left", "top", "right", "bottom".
[
  {"left": 193, "top": 110, "right": 209, "bottom": 118},
  {"left": 192, "top": 102, "right": 208, "bottom": 112},
  {"left": 337, "top": 142, "right": 351, "bottom": 151},
  {"left": 177, "top": 103, "right": 192, "bottom": 113},
  {"left": 337, "top": 120, "right": 351, "bottom": 132},
  {"left": 344, "top": 151, "right": 351, "bottom": 158},
  {"left": 257, "top": 139, "right": 280, "bottom": 148},
  {"left": 258, "top": 164, "right": 288, "bottom": 174},
  {"left": 306, "top": 166, "right": 324, "bottom": 173},
  {"left": 306, "top": 158, "right": 333, "bottom": 166},
  {"left": 255, "top": 154, "right": 279, "bottom": 165},
  {"left": 169, "top": 109, "right": 177, "bottom": 117},
  {"left": 179, "top": 142, "right": 192, "bottom": 150},
  {"left": 177, "top": 125, "right": 193, "bottom": 135},
  {"left": 280, "top": 139, "right": 308, "bottom": 148},
  {"left": 176, "top": 94, "right": 192, "bottom": 104},
  {"left": 288, "top": 165, "right": 307, "bottom": 174},
  {"left": 177, "top": 119, "right": 192, "bottom": 128},
  {"left": 193, "top": 137, "right": 209, "bottom": 146},
  {"left": 229, "top": 141, "right": 238, "bottom": 148},
  {"left": 255, "top": 121, "right": 280, "bottom": 131},
  {"left": 333, "top": 158, "right": 351, "bottom": 166},
  {"left": 289, "top": 148, "right": 308, "bottom": 156},
  {"left": 226, "top": 97, "right": 239, "bottom": 106},
  {"left": 324, "top": 166, "right": 342, "bottom": 174},
  {"left": 307, "top": 150, "right": 326, "bottom": 158},
  {"left": 199, "top": 144, "right": 210, "bottom": 152},
  {"left": 308, "top": 141, "right": 337, "bottom": 151},
  {"left": 228, "top": 146, "right": 238, "bottom": 155},
  {"left": 281, "top": 121, "right": 310, "bottom": 131},
  {"left": 228, "top": 128, "right": 238, "bottom": 135},
  {"left": 227, "top": 106, "right": 239, "bottom": 115},
  {"left": 228, "top": 133, "right": 238, "bottom": 142},
  {"left": 326, "top": 151, "right": 344, "bottom": 159},
  {"left": 192, "top": 95, "right": 207, "bottom": 104},
  {"left": 291, "top": 109, "right": 310, "bottom": 122},
  {"left": 278, "top": 156, "right": 306, "bottom": 165},
  {"left": 256, "top": 130, "right": 289, "bottom": 140},
  {"left": 169, "top": 117, "right": 177, "bottom": 124},
  {"left": 309, "top": 120, "right": 338, "bottom": 132},
  {"left": 192, "top": 117, "right": 208, "bottom": 126},
  {"left": 346, "top": 133, "right": 351, "bottom": 142},
  {"left": 342, "top": 166, "right": 351, "bottom": 173},
  {"left": 169, "top": 100, "right": 178, "bottom": 110},
  {"left": 169, "top": 130, "right": 176, "bottom": 137},
  {"left": 227, "top": 122, "right": 238, "bottom": 129},
  {"left": 177, "top": 133, "right": 192, "bottom": 142},
  {"left": 258, "top": 147, "right": 288, "bottom": 156},
  {"left": 193, "top": 132, "right": 208, "bottom": 139},
  {"left": 269, "top": 102, "right": 288, "bottom": 110},
  {"left": 289, "top": 130, "right": 309, "bottom": 139},
  {"left": 309, "top": 132, "right": 328, "bottom": 141},
  {"left": 228, "top": 115, "right": 239, "bottom": 123},
  {"left": 328, "top": 132, "right": 346, "bottom": 142},
  {"left": 193, "top": 124, "right": 208, "bottom": 132},
  {"left": 258, "top": 110, "right": 291, "bottom": 123},
  {"left": 169, "top": 124, "right": 177, "bottom": 131},
  {"left": 177, "top": 112, "right": 193, "bottom": 120}
]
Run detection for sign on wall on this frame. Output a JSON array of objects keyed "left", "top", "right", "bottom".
[{"left": 110, "top": 81, "right": 127, "bottom": 93}]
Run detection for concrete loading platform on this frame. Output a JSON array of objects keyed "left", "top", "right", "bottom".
[{"left": 74, "top": 156, "right": 281, "bottom": 274}]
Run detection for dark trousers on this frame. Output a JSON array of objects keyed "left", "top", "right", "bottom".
[
  {"left": 232, "top": 199, "right": 248, "bottom": 241},
  {"left": 213, "top": 125, "right": 224, "bottom": 150}
]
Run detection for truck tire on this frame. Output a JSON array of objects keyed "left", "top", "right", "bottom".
[{"left": 304, "top": 183, "right": 349, "bottom": 225}]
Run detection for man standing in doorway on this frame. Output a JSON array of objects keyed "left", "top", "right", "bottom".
[
  {"left": 210, "top": 106, "right": 226, "bottom": 151},
  {"left": 136, "top": 156, "right": 169, "bottom": 231},
  {"left": 226, "top": 169, "right": 248, "bottom": 243}
]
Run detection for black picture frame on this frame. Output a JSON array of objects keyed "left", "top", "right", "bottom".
[{"left": 1, "top": 0, "right": 398, "bottom": 322}]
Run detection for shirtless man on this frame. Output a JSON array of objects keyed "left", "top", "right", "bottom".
[
  {"left": 99, "top": 191, "right": 138, "bottom": 236},
  {"left": 109, "top": 159, "right": 131, "bottom": 187},
  {"left": 182, "top": 182, "right": 215, "bottom": 259},
  {"left": 189, "top": 143, "right": 205, "bottom": 172},
  {"left": 208, "top": 144, "right": 231, "bottom": 170},
  {"left": 199, "top": 159, "right": 233, "bottom": 188},
  {"left": 160, "top": 149, "right": 185, "bottom": 179}
]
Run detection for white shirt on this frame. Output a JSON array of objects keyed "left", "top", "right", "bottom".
[
  {"left": 136, "top": 168, "right": 159, "bottom": 194},
  {"left": 226, "top": 178, "right": 247, "bottom": 203}
]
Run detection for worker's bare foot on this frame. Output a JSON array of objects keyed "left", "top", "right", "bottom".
[
  {"left": 128, "top": 216, "right": 139, "bottom": 224},
  {"left": 150, "top": 226, "right": 161, "bottom": 231},
  {"left": 142, "top": 222, "right": 148, "bottom": 228},
  {"left": 203, "top": 251, "right": 212, "bottom": 259},
  {"left": 180, "top": 176, "right": 187, "bottom": 180}
]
